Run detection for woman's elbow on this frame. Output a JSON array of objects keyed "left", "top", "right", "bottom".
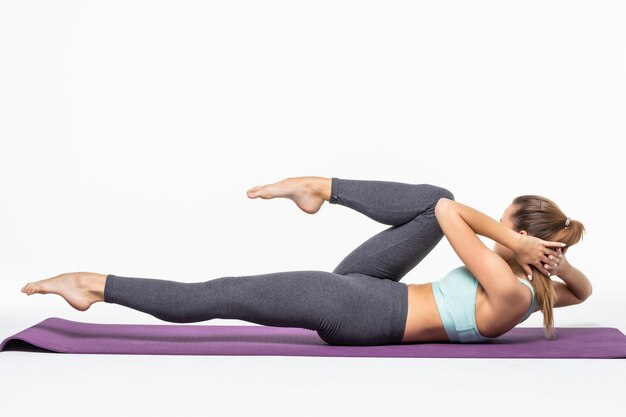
[
  {"left": 435, "top": 197, "right": 455, "bottom": 215},
  {"left": 581, "top": 285, "right": 593, "bottom": 301}
]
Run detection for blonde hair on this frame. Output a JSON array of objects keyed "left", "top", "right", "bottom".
[{"left": 510, "top": 195, "right": 586, "bottom": 339}]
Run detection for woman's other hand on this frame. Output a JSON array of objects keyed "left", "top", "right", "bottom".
[
  {"left": 513, "top": 234, "right": 566, "bottom": 278},
  {"left": 544, "top": 247, "right": 571, "bottom": 277}
]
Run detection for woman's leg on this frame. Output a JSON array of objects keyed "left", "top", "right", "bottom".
[
  {"left": 103, "top": 270, "right": 408, "bottom": 346},
  {"left": 246, "top": 175, "right": 454, "bottom": 282},
  {"left": 329, "top": 177, "right": 454, "bottom": 281}
]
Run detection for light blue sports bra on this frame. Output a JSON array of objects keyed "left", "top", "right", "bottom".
[{"left": 431, "top": 266, "right": 538, "bottom": 343}]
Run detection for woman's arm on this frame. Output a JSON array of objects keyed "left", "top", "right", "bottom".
[
  {"left": 437, "top": 198, "right": 564, "bottom": 275},
  {"left": 557, "top": 261, "right": 593, "bottom": 301},
  {"left": 441, "top": 199, "right": 521, "bottom": 251},
  {"left": 435, "top": 198, "right": 564, "bottom": 301},
  {"left": 435, "top": 198, "right": 524, "bottom": 299}
]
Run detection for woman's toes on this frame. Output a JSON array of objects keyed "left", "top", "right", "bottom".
[
  {"left": 246, "top": 187, "right": 260, "bottom": 198},
  {"left": 22, "top": 280, "right": 48, "bottom": 295},
  {"left": 31, "top": 283, "right": 46, "bottom": 295},
  {"left": 247, "top": 184, "right": 274, "bottom": 199}
]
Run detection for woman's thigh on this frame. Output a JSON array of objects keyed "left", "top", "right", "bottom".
[
  {"left": 331, "top": 209, "right": 445, "bottom": 282},
  {"left": 315, "top": 273, "right": 408, "bottom": 346}
]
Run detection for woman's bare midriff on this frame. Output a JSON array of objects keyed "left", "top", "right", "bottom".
[
  {"left": 400, "top": 281, "right": 501, "bottom": 343},
  {"left": 401, "top": 280, "right": 532, "bottom": 343},
  {"left": 400, "top": 283, "right": 449, "bottom": 343}
]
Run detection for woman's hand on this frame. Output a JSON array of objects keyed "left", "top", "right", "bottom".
[
  {"left": 544, "top": 247, "right": 571, "bottom": 277},
  {"left": 513, "top": 234, "right": 567, "bottom": 278}
]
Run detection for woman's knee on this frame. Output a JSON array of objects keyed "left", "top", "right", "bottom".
[
  {"left": 432, "top": 185, "right": 454, "bottom": 201},
  {"left": 420, "top": 184, "right": 454, "bottom": 211}
]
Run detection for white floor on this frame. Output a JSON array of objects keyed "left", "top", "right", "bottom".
[
  {"left": 1, "top": 352, "right": 624, "bottom": 417},
  {"left": 1, "top": 305, "right": 625, "bottom": 417}
]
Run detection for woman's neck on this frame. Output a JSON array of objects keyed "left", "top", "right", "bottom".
[{"left": 507, "top": 259, "right": 530, "bottom": 281}]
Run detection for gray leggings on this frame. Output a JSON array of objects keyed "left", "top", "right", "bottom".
[{"left": 104, "top": 177, "right": 454, "bottom": 346}]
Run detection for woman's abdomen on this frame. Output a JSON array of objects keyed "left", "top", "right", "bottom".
[{"left": 401, "top": 282, "right": 450, "bottom": 343}]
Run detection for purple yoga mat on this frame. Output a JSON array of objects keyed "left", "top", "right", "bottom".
[{"left": 2, "top": 317, "right": 625, "bottom": 358}]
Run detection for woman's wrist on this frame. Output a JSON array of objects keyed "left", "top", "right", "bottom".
[
  {"left": 557, "top": 260, "right": 574, "bottom": 279},
  {"left": 504, "top": 228, "right": 523, "bottom": 252},
  {"left": 557, "top": 262, "right": 592, "bottom": 300}
]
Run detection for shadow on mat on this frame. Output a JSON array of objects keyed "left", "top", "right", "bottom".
[{"left": 1, "top": 338, "right": 56, "bottom": 353}]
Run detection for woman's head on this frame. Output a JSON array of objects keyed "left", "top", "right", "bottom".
[
  {"left": 494, "top": 195, "right": 585, "bottom": 260},
  {"left": 493, "top": 195, "right": 586, "bottom": 339}
]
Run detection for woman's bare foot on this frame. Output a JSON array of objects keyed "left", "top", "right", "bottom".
[
  {"left": 246, "top": 176, "right": 331, "bottom": 214},
  {"left": 21, "top": 272, "right": 107, "bottom": 311}
]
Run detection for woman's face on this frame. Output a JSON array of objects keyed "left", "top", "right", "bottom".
[{"left": 493, "top": 203, "right": 521, "bottom": 261}]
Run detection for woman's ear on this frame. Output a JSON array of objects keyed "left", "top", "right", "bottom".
[{"left": 518, "top": 230, "right": 528, "bottom": 236}]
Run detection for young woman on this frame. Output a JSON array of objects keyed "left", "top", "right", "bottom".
[{"left": 20, "top": 176, "right": 591, "bottom": 345}]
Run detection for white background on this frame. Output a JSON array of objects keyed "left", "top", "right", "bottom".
[{"left": 1, "top": 1, "right": 625, "bottom": 416}]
